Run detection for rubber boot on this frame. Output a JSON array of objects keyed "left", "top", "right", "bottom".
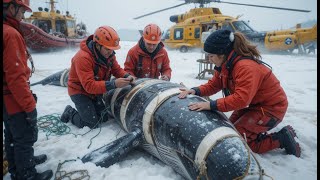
[
  {"left": 272, "top": 125, "right": 301, "bottom": 157},
  {"left": 17, "top": 168, "right": 53, "bottom": 180},
  {"left": 34, "top": 154, "right": 47, "bottom": 165},
  {"left": 10, "top": 173, "right": 17, "bottom": 180},
  {"left": 70, "top": 112, "right": 85, "bottom": 128},
  {"left": 33, "top": 170, "right": 53, "bottom": 180},
  {"left": 16, "top": 167, "right": 36, "bottom": 180},
  {"left": 60, "top": 105, "right": 74, "bottom": 123}
]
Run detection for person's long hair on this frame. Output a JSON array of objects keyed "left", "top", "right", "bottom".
[{"left": 233, "top": 32, "right": 262, "bottom": 60}]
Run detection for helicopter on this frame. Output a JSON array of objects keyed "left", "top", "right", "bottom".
[{"left": 134, "top": 0, "right": 317, "bottom": 54}]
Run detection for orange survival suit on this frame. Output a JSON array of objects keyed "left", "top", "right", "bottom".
[
  {"left": 192, "top": 50, "right": 288, "bottom": 153},
  {"left": 124, "top": 38, "right": 172, "bottom": 80}
]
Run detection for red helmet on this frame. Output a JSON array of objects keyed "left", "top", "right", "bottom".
[
  {"left": 143, "top": 24, "right": 162, "bottom": 44},
  {"left": 93, "top": 26, "right": 121, "bottom": 50},
  {"left": 3, "top": 0, "right": 32, "bottom": 12}
]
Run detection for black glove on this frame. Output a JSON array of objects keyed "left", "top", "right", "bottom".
[
  {"left": 26, "top": 108, "right": 37, "bottom": 126},
  {"left": 32, "top": 93, "right": 38, "bottom": 103},
  {"left": 105, "top": 80, "right": 116, "bottom": 91}
]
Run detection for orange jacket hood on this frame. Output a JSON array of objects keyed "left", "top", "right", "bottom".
[{"left": 68, "top": 35, "right": 128, "bottom": 97}]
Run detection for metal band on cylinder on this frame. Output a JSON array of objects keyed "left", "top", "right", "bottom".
[
  {"left": 195, "top": 127, "right": 240, "bottom": 168},
  {"left": 142, "top": 88, "right": 181, "bottom": 145},
  {"left": 120, "top": 79, "right": 163, "bottom": 132},
  {"left": 110, "top": 88, "right": 122, "bottom": 117},
  {"left": 60, "top": 69, "right": 69, "bottom": 87}
]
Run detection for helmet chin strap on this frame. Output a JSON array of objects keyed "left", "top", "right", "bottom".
[
  {"left": 13, "top": 5, "right": 20, "bottom": 17},
  {"left": 94, "top": 42, "right": 104, "bottom": 53},
  {"left": 92, "top": 42, "right": 100, "bottom": 59},
  {"left": 6, "top": 3, "right": 21, "bottom": 18}
]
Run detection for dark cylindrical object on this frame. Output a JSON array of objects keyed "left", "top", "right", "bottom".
[
  {"left": 103, "top": 78, "right": 262, "bottom": 180},
  {"left": 82, "top": 128, "right": 143, "bottom": 167},
  {"left": 33, "top": 70, "right": 263, "bottom": 179},
  {"left": 30, "top": 69, "right": 69, "bottom": 86}
]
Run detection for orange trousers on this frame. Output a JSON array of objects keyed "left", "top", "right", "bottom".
[{"left": 229, "top": 108, "right": 283, "bottom": 154}]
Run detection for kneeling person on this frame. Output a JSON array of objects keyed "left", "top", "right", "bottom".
[{"left": 61, "top": 26, "right": 134, "bottom": 128}]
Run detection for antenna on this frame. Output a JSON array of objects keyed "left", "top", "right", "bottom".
[{"left": 45, "top": 0, "right": 57, "bottom": 12}]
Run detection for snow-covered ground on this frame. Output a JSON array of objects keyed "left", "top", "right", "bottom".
[{"left": 4, "top": 41, "right": 317, "bottom": 180}]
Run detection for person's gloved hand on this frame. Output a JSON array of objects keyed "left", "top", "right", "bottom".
[
  {"left": 26, "top": 108, "right": 37, "bottom": 126},
  {"left": 160, "top": 75, "right": 170, "bottom": 81},
  {"left": 32, "top": 93, "right": 38, "bottom": 103}
]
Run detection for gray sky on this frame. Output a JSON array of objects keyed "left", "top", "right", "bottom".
[{"left": 26, "top": 0, "right": 317, "bottom": 33}]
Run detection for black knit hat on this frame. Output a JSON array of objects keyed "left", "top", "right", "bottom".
[{"left": 204, "top": 29, "right": 235, "bottom": 55}]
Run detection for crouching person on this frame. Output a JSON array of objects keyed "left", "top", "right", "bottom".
[
  {"left": 60, "top": 26, "right": 134, "bottom": 129},
  {"left": 178, "top": 30, "right": 301, "bottom": 157}
]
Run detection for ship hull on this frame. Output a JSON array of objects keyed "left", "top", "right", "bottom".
[{"left": 20, "top": 22, "right": 85, "bottom": 52}]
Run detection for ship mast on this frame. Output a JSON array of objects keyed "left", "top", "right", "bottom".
[{"left": 50, "top": 0, "right": 56, "bottom": 12}]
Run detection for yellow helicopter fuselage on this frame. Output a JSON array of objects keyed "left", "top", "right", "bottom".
[
  {"left": 162, "top": 7, "right": 317, "bottom": 54},
  {"left": 264, "top": 24, "right": 317, "bottom": 51},
  {"left": 163, "top": 8, "right": 235, "bottom": 51}
]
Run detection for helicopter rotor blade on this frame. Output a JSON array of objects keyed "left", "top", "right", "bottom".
[
  {"left": 133, "top": 2, "right": 187, "bottom": 20},
  {"left": 217, "top": 1, "right": 310, "bottom": 13}
]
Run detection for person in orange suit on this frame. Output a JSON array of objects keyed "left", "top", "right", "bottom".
[
  {"left": 179, "top": 29, "right": 301, "bottom": 157},
  {"left": 124, "top": 24, "right": 172, "bottom": 81},
  {"left": 60, "top": 26, "right": 134, "bottom": 129},
  {"left": 3, "top": 0, "right": 53, "bottom": 179}
]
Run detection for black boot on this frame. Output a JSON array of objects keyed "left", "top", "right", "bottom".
[
  {"left": 34, "top": 154, "right": 47, "bottom": 165},
  {"left": 60, "top": 105, "right": 74, "bottom": 123},
  {"left": 10, "top": 173, "right": 17, "bottom": 180},
  {"left": 8, "top": 166, "right": 17, "bottom": 180},
  {"left": 17, "top": 168, "right": 53, "bottom": 180},
  {"left": 272, "top": 125, "right": 301, "bottom": 157},
  {"left": 34, "top": 170, "right": 53, "bottom": 180}
]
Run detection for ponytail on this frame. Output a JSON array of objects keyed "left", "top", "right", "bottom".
[{"left": 233, "top": 32, "right": 262, "bottom": 61}]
